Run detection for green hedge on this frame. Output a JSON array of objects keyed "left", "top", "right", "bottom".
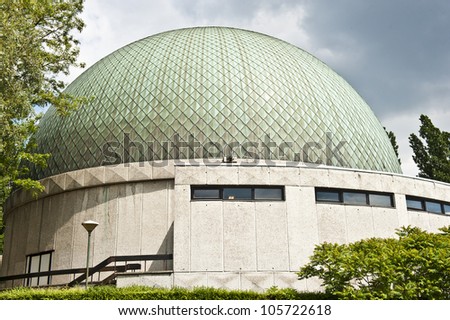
[{"left": 0, "top": 286, "right": 333, "bottom": 300}]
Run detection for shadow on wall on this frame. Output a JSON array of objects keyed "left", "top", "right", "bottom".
[
  {"left": 148, "top": 222, "right": 174, "bottom": 272},
  {"left": 1, "top": 179, "right": 175, "bottom": 279}
]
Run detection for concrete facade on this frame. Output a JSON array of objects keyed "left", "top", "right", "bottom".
[
  {"left": 1, "top": 161, "right": 450, "bottom": 290},
  {"left": 1, "top": 163, "right": 175, "bottom": 288}
]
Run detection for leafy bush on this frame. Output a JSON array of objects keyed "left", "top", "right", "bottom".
[
  {"left": 297, "top": 226, "right": 450, "bottom": 299},
  {"left": 0, "top": 285, "right": 333, "bottom": 300}
]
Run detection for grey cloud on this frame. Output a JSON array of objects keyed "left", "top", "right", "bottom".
[
  {"left": 169, "top": 0, "right": 450, "bottom": 119},
  {"left": 301, "top": 0, "right": 450, "bottom": 117},
  {"left": 170, "top": 0, "right": 301, "bottom": 21}
]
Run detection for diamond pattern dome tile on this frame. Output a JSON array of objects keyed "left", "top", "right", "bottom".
[{"left": 32, "top": 27, "right": 402, "bottom": 178}]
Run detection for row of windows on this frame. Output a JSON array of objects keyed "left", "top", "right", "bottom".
[
  {"left": 406, "top": 196, "right": 450, "bottom": 215},
  {"left": 190, "top": 186, "right": 448, "bottom": 217},
  {"left": 315, "top": 188, "right": 395, "bottom": 208},
  {"left": 191, "top": 186, "right": 284, "bottom": 201},
  {"left": 315, "top": 189, "right": 450, "bottom": 215}
]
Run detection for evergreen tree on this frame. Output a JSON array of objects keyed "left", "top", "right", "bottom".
[
  {"left": 409, "top": 115, "right": 450, "bottom": 183},
  {"left": 384, "top": 127, "right": 401, "bottom": 165}
]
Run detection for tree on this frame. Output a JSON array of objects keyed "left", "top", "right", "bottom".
[
  {"left": 384, "top": 127, "right": 401, "bottom": 165},
  {"left": 0, "top": 213, "right": 3, "bottom": 253},
  {"left": 409, "top": 115, "right": 450, "bottom": 183},
  {"left": 0, "top": 0, "right": 86, "bottom": 253},
  {"left": 297, "top": 226, "right": 450, "bottom": 299}
]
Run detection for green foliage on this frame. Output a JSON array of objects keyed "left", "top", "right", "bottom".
[
  {"left": 384, "top": 127, "right": 401, "bottom": 165},
  {"left": 0, "top": 0, "right": 86, "bottom": 253},
  {"left": 409, "top": 115, "right": 450, "bottom": 183},
  {"left": 0, "top": 285, "right": 333, "bottom": 300},
  {"left": 0, "top": 209, "right": 3, "bottom": 253},
  {"left": 297, "top": 226, "right": 450, "bottom": 299}
]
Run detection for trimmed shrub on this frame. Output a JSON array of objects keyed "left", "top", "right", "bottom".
[{"left": 0, "top": 285, "right": 333, "bottom": 300}]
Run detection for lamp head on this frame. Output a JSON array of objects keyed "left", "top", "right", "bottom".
[{"left": 82, "top": 220, "right": 99, "bottom": 233}]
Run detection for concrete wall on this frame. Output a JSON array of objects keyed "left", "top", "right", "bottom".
[
  {"left": 2, "top": 161, "right": 450, "bottom": 291},
  {"left": 171, "top": 163, "right": 450, "bottom": 291},
  {"left": 1, "top": 163, "right": 175, "bottom": 287}
]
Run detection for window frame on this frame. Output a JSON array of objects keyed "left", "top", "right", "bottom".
[
  {"left": 315, "top": 189, "right": 342, "bottom": 203},
  {"left": 25, "top": 250, "right": 53, "bottom": 287},
  {"left": 368, "top": 193, "right": 395, "bottom": 208},
  {"left": 343, "top": 191, "right": 369, "bottom": 205},
  {"left": 444, "top": 204, "right": 450, "bottom": 215},
  {"left": 191, "top": 186, "right": 222, "bottom": 200},
  {"left": 425, "top": 200, "right": 443, "bottom": 214},
  {"left": 223, "top": 187, "right": 253, "bottom": 200},
  {"left": 315, "top": 188, "right": 395, "bottom": 208},
  {"left": 406, "top": 195, "right": 450, "bottom": 216},
  {"left": 191, "top": 185, "right": 285, "bottom": 201},
  {"left": 254, "top": 187, "right": 284, "bottom": 201},
  {"left": 405, "top": 196, "right": 425, "bottom": 211}
]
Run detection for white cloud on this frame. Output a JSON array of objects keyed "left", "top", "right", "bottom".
[
  {"left": 238, "top": 5, "right": 309, "bottom": 48},
  {"left": 65, "top": 0, "right": 197, "bottom": 82},
  {"left": 65, "top": 1, "right": 310, "bottom": 83}
]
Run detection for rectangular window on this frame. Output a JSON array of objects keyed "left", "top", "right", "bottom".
[
  {"left": 192, "top": 188, "right": 220, "bottom": 199},
  {"left": 315, "top": 188, "right": 394, "bottom": 208},
  {"left": 343, "top": 192, "right": 368, "bottom": 205},
  {"left": 369, "top": 194, "right": 393, "bottom": 207},
  {"left": 223, "top": 187, "right": 252, "bottom": 200},
  {"left": 444, "top": 204, "right": 450, "bottom": 215},
  {"left": 254, "top": 187, "right": 284, "bottom": 200},
  {"left": 191, "top": 186, "right": 284, "bottom": 201},
  {"left": 406, "top": 195, "right": 450, "bottom": 216},
  {"left": 25, "top": 251, "right": 53, "bottom": 287},
  {"left": 316, "top": 190, "right": 340, "bottom": 202},
  {"left": 406, "top": 198, "right": 424, "bottom": 211},
  {"left": 26, "top": 255, "right": 40, "bottom": 287},
  {"left": 425, "top": 201, "right": 443, "bottom": 214}
]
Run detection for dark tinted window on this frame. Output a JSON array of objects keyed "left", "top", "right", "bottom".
[
  {"left": 316, "top": 190, "right": 340, "bottom": 202},
  {"left": 192, "top": 186, "right": 284, "bottom": 201},
  {"left": 343, "top": 192, "right": 367, "bottom": 205},
  {"left": 406, "top": 198, "right": 424, "bottom": 210},
  {"left": 425, "top": 201, "right": 442, "bottom": 214},
  {"left": 444, "top": 204, "right": 450, "bottom": 215},
  {"left": 406, "top": 196, "right": 450, "bottom": 215},
  {"left": 223, "top": 188, "right": 252, "bottom": 200},
  {"left": 192, "top": 188, "right": 220, "bottom": 199},
  {"left": 316, "top": 188, "right": 394, "bottom": 208},
  {"left": 254, "top": 188, "right": 283, "bottom": 200},
  {"left": 369, "top": 194, "right": 393, "bottom": 207}
]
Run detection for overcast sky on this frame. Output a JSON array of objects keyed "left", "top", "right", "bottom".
[{"left": 66, "top": 0, "right": 450, "bottom": 176}]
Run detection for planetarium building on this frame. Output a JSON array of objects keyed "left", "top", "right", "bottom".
[{"left": 1, "top": 27, "right": 449, "bottom": 290}]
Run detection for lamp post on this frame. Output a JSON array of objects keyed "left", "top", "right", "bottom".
[{"left": 82, "top": 220, "right": 99, "bottom": 289}]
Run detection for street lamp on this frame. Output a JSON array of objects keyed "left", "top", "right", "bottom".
[{"left": 82, "top": 220, "right": 99, "bottom": 289}]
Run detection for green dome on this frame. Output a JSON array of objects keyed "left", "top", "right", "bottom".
[{"left": 33, "top": 27, "right": 402, "bottom": 178}]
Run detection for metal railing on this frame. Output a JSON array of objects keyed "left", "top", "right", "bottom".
[{"left": 0, "top": 254, "right": 173, "bottom": 288}]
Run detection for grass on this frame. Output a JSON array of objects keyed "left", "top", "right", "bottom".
[{"left": 0, "top": 285, "right": 334, "bottom": 300}]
